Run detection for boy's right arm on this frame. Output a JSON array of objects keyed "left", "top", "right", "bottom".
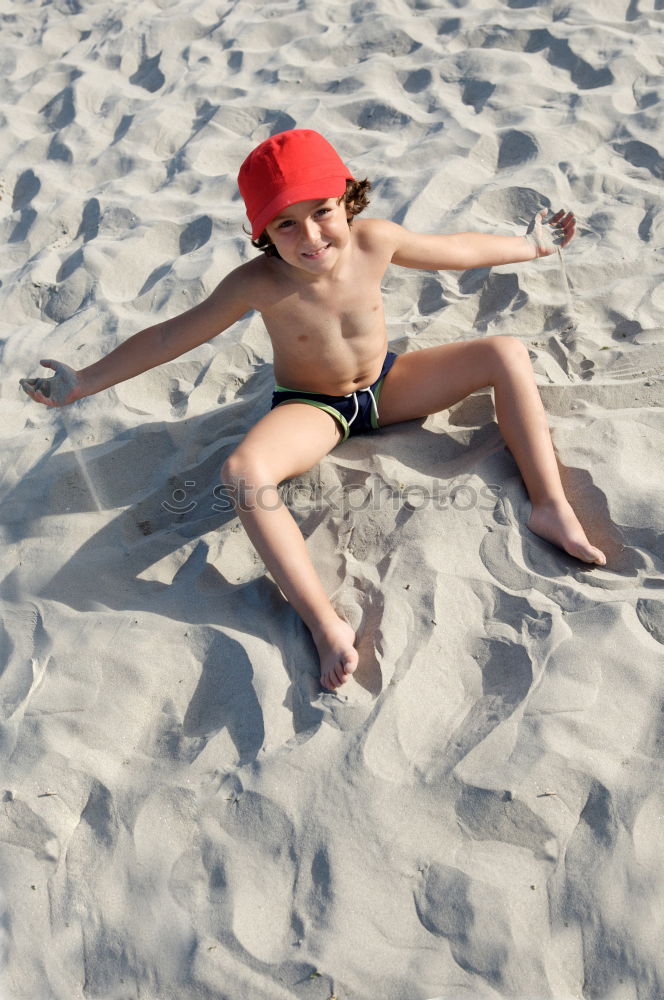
[{"left": 21, "top": 267, "right": 253, "bottom": 407}]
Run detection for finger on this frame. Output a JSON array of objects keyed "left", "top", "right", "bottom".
[
  {"left": 20, "top": 379, "right": 38, "bottom": 398},
  {"left": 20, "top": 378, "right": 44, "bottom": 396},
  {"left": 548, "top": 210, "right": 570, "bottom": 229},
  {"left": 547, "top": 210, "right": 576, "bottom": 248},
  {"left": 20, "top": 382, "right": 50, "bottom": 405},
  {"left": 559, "top": 214, "right": 576, "bottom": 245},
  {"left": 39, "top": 359, "right": 58, "bottom": 372},
  {"left": 32, "top": 377, "right": 52, "bottom": 397},
  {"left": 555, "top": 211, "right": 575, "bottom": 230}
]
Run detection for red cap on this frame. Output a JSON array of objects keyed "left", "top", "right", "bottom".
[{"left": 238, "top": 129, "right": 354, "bottom": 240}]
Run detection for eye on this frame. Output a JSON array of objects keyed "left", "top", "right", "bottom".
[{"left": 277, "top": 219, "right": 295, "bottom": 229}]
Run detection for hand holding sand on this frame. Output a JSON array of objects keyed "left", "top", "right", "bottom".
[
  {"left": 20, "top": 360, "right": 83, "bottom": 407},
  {"left": 525, "top": 208, "right": 576, "bottom": 257}
]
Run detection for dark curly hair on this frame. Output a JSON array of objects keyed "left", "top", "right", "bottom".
[{"left": 249, "top": 178, "right": 372, "bottom": 258}]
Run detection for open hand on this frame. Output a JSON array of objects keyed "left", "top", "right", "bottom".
[
  {"left": 20, "top": 360, "right": 83, "bottom": 407},
  {"left": 525, "top": 208, "right": 576, "bottom": 257}
]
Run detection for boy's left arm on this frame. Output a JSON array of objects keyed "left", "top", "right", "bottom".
[{"left": 389, "top": 209, "right": 575, "bottom": 271}]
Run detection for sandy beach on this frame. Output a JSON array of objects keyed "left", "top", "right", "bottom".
[{"left": 2, "top": 0, "right": 664, "bottom": 997}]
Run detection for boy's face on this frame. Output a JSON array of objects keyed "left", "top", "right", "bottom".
[{"left": 264, "top": 197, "right": 350, "bottom": 274}]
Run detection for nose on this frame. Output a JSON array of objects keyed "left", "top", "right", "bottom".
[{"left": 301, "top": 217, "right": 321, "bottom": 244}]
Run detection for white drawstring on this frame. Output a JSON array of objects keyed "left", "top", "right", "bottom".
[
  {"left": 344, "top": 391, "right": 359, "bottom": 427},
  {"left": 366, "top": 386, "right": 379, "bottom": 425},
  {"left": 343, "top": 385, "right": 379, "bottom": 429}
]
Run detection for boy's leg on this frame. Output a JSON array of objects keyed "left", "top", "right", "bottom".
[
  {"left": 221, "top": 403, "right": 357, "bottom": 690},
  {"left": 377, "top": 337, "right": 605, "bottom": 564}
]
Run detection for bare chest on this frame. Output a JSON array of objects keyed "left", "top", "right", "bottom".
[
  {"left": 264, "top": 281, "right": 384, "bottom": 348},
  {"left": 260, "top": 282, "right": 386, "bottom": 391}
]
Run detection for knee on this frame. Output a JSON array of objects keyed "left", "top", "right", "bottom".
[
  {"left": 486, "top": 335, "right": 532, "bottom": 374},
  {"left": 221, "top": 447, "right": 267, "bottom": 490}
]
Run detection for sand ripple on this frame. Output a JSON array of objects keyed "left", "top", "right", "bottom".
[{"left": 2, "top": 0, "right": 664, "bottom": 997}]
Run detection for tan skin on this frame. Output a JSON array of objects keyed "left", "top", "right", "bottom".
[{"left": 21, "top": 197, "right": 605, "bottom": 691}]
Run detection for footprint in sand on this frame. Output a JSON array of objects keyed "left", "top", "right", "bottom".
[
  {"left": 635, "top": 598, "right": 664, "bottom": 645},
  {"left": 170, "top": 790, "right": 298, "bottom": 965},
  {"left": 0, "top": 601, "right": 49, "bottom": 729},
  {"left": 332, "top": 582, "right": 383, "bottom": 699}
]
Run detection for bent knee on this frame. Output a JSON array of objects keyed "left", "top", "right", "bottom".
[
  {"left": 486, "top": 335, "right": 532, "bottom": 371},
  {"left": 221, "top": 448, "right": 274, "bottom": 489}
]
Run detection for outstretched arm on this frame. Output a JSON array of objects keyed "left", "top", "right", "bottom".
[
  {"left": 389, "top": 209, "right": 575, "bottom": 271},
  {"left": 20, "top": 268, "right": 252, "bottom": 407}
]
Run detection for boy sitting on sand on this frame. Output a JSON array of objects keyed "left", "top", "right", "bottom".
[{"left": 21, "top": 128, "right": 606, "bottom": 691}]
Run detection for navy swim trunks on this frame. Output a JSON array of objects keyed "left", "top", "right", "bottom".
[{"left": 271, "top": 351, "right": 398, "bottom": 442}]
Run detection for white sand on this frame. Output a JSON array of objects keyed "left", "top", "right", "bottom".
[{"left": 2, "top": 0, "right": 664, "bottom": 998}]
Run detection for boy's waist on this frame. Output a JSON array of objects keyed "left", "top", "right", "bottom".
[{"left": 274, "top": 350, "right": 394, "bottom": 398}]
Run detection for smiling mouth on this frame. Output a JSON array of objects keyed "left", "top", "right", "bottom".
[{"left": 301, "top": 244, "right": 330, "bottom": 258}]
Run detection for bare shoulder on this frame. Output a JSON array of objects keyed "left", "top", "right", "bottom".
[
  {"left": 351, "top": 217, "right": 406, "bottom": 265},
  {"left": 224, "top": 254, "right": 272, "bottom": 290},
  {"left": 352, "top": 217, "right": 403, "bottom": 247},
  {"left": 206, "top": 254, "right": 273, "bottom": 309}
]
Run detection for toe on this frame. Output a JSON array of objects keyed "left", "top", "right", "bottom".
[{"left": 569, "top": 540, "right": 606, "bottom": 565}]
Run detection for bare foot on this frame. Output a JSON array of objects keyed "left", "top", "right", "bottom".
[
  {"left": 311, "top": 616, "right": 358, "bottom": 691},
  {"left": 528, "top": 499, "right": 606, "bottom": 565}
]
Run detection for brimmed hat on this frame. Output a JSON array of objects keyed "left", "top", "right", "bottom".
[{"left": 238, "top": 129, "right": 354, "bottom": 240}]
